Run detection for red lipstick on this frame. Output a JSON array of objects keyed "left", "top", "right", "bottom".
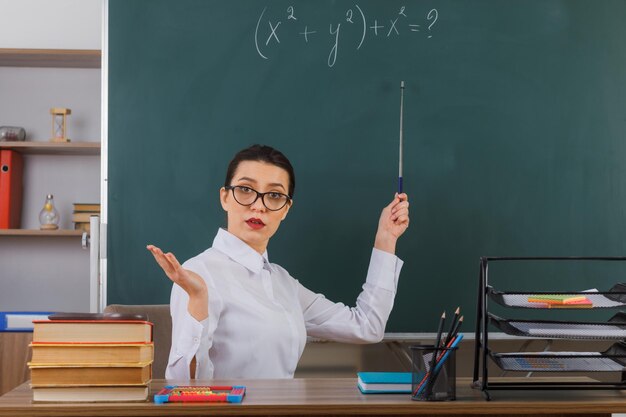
[{"left": 246, "top": 218, "right": 265, "bottom": 230}]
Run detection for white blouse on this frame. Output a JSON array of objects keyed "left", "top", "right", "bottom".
[{"left": 165, "top": 228, "right": 403, "bottom": 380}]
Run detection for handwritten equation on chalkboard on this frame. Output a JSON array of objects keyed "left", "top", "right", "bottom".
[{"left": 254, "top": 5, "right": 440, "bottom": 68}]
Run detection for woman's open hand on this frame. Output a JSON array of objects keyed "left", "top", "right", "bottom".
[
  {"left": 374, "top": 193, "right": 410, "bottom": 254},
  {"left": 147, "top": 244, "right": 208, "bottom": 321}
]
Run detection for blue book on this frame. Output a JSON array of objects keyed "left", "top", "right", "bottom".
[
  {"left": 357, "top": 372, "right": 413, "bottom": 394},
  {"left": 0, "top": 312, "right": 53, "bottom": 332}
]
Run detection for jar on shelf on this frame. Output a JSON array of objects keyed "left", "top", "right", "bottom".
[
  {"left": 39, "top": 194, "right": 60, "bottom": 230},
  {"left": 0, "top": 126, "right": 26, "bottom": 141}
]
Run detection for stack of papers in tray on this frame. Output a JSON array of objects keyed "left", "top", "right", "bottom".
[
  {"left": 503, "top": 290, "right": 625, "bottom": 308},
  {"left": 509, "top": 322, "right": 626, "bottom": 338},
  {"left": 497, "top": 352, "right": 625, "bottom": 371}
]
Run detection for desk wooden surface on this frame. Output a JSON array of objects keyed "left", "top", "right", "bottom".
[{"left": 1, "top": 378, "right": 626, "bottom": 417}]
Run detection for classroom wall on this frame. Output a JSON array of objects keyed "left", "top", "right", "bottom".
[
  {"left": 0, "top": 0, "right": 101, "bottom": 49},
  {"left": 0, "top": 0, "right": 101, "bottom": 312}
]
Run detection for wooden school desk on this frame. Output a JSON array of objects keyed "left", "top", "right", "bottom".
[{"left": 1, "top": 377, "right": 626, "bottom": 417}]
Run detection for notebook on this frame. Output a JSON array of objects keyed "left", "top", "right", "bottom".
[{"left": 357, "top": 372, "right": 412, "bottom": 394}]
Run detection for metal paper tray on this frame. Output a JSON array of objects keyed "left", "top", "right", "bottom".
[
  {"left": 488, "top": 313, "right": 626, "bottom": 339},
  {"left": 488, "top": 288, "right": 626, "bottom": 309},
  {"left": 489, "top": 345, "right": 626, "bottom": 372}
]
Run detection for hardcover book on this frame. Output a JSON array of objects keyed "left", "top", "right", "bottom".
[
  {"left": 32, "top": 385, "right": 149, "bottom": 402},
  {"left": 32, "top": 320, "right": 153, "bottom": 343},
  {"left": 357, "top": 372, "right": 412, "bottom": 394},
  {"left": 72, "top": 203, "right": 101, "bottom": 212},
  {"left": 72, "top": 211, "right": 99, "bottom": 223},
  {"left": 29, "top": 362, "right": 152, "bottom": 386},
  {"left": 30, "top": 342, "right": 154, "bottom": 365}
]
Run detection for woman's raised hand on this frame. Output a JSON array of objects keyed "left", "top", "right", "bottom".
[
  {"left": 374, "top": 193, "right": 410, "bottom": 254},
  {"left": 147, "top": 244, "right": 208, "bottom": 321}
]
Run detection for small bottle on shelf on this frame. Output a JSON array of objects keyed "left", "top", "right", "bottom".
[{"left": 39, "top": 194, "right": 60, "bottom": 230}]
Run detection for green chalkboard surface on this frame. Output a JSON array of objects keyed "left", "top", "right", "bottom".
[{"left": 108, "top": 0, "right": 626, "bottom": 332}]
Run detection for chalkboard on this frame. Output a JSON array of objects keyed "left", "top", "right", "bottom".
[{"left": 108, "top": 0, "right": 626, "bottom": 332}]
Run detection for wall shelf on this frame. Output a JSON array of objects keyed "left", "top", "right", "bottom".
[
  {"left": 0, "top": 48, "right": 101, "bottom": 68},
  {"left": 0, "top": 229, "right": 84, "bottom": 237},
  {"left": 0, "top": 141, "right": 100, "bottom": 155}
]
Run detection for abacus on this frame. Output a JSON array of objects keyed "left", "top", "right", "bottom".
[{"left": 153, "top": 385, "right": 246, "bottom": 404}]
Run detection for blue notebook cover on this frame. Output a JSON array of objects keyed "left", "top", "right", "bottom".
[
  {"left": 0, "top": 312, "right": 53, "bottom": 332},
  {"left": 357, "top": 372, "right": 413, "bottom": 394}
]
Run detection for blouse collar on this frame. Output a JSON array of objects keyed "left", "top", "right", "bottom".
[{"left": 212, "top": 228, "right": 273, "bottom": 274}]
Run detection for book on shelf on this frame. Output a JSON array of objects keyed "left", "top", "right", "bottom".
[
  {"left": 357, "top": 372, "right": 412, "bottom": 394},
  {"left": 72, "top": 203, "right": 100, "bottom": 231},
  {"left": 0, "top": 311, "right": 53, "bottom": 331},
  {"left": 32, "top": 385, "right": 149, "bottom": 403},
  {"left": 72, "top": 203, "right": 101, "bottom": 212},
  {"left": 72, "top": 211, "right": 99, "bottom": 223},
  {"left": 29, "top": 362, "right": 152, "bottom": 386},
  {"left": 30, "top": 342, "right": 154, "bottom": 365},
  {"left": 33, "top": 320, "right": 153, "bottom": 343},
  {"left": 74, "top": 221, "right": 90, "bottom": 232}
]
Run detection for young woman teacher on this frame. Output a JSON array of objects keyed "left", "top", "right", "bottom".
[{"left": 147, "top": 145, "right": 410, "bottom": 379}]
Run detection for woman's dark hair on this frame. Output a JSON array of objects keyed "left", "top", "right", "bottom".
[{"left": 224, "top": 145, "right": 296, "bottom": 198}]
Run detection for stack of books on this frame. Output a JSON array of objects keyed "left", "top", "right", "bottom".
[
  {"left": 29, "top": 317, "right": 153, "bottom": 402},
  {"left": 72, "top": 203, "right": 101, "bottom": 232}
]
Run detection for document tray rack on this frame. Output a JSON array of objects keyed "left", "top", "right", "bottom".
[{"left": 472, "top": 256, "right": 626, "bottom": 400}]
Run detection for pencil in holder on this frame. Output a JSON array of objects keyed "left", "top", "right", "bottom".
[{"left": 410, "top": 345, "right": 457, "bottom": 401}]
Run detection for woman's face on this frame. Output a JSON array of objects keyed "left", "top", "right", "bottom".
[{"left": 220, "top": 160, "right": 292, "bottom": 254}]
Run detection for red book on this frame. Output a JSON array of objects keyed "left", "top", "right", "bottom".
[{"left": 0, "top": 149, "right": 24, "bottom": 229}]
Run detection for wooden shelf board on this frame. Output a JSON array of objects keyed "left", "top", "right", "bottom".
[
  {"left": 0, "top": 141, "right": 100, "bottom": 155},
  {"left": 0, "top": 48, "right": 101, "bottom": 68},
  {"left": 0, "top": 229, "right": 84, "bottom": 237}
]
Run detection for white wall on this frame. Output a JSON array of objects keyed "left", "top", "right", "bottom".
[
  {"left": 0, "top": 0, "right": 102, "bottom": 312},
  {"left": 0, "top": 67, "right": 101, "bottom": 229},
  {"left": 0, "top": 0, "right": 101, "bottom": 49}
]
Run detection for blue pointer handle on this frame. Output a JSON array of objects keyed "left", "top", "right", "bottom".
[{"left": 398, "top": 177, "right": 403, "bottom": 194}]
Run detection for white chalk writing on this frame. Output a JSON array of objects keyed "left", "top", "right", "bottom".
[{"left": 254, "top": 5, "right": 440, "bottom": 67}]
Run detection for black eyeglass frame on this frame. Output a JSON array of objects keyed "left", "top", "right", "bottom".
[{"left": 224, "top": 185, "right": 292, "bottom": 211}]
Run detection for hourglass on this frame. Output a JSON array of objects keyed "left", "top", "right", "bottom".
[{"left": 50, "top": 108, "right": 71, "bottom": 142}]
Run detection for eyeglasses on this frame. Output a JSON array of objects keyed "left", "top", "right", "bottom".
[{"left": 224, "top": 185, "right": 291, "bottom": 211}]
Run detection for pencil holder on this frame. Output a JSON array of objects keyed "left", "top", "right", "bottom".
[{"left": 410, "top": 345, "right": 457, "bottom": 401}]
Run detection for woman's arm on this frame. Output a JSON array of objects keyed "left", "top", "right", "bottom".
[
  {"left": 299, "top": 194, "right": 409, "bottom": 343},
  {"left": 298, "top": 248, "right": 403, "bottom": 343},
  {"left": 147, "top": 245, "right": 209, "bottom": 378}
]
